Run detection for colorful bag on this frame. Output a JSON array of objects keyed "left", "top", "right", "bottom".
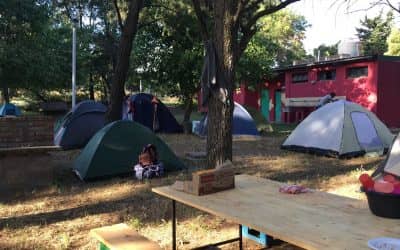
[{"left": 134, "top": 162, "right": 164, "bottom": 180}]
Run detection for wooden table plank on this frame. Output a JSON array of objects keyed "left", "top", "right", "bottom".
[
  {"left": 152, "top": 175, "right": 400, "bottom": 250},
  {"left": 90, "top": 223, "right": 161, "bottom": 250}
]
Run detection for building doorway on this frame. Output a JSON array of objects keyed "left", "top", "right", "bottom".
[
  {"left": 261, "top": 89, "right": 269, "bottom": 121},
  {"left": 275, "top": 90, "right": 282, "bottom": 122}
]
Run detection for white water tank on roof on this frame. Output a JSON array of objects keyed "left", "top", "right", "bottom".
[{"left": 338, "top": 39, "right": 360, "bottom": 57}]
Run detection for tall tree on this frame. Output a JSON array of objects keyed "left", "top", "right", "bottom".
[
  {"left": 356, "top": 12, "right": 393, "bottom": 56},
  {"left": 192, "top": 0, "right": 300, "bottom": 167},
  {"left": 107, "top": 0, "right": 144, "bottom": 122}
]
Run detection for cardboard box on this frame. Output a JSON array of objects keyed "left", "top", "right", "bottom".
[{"left": 189, "top": 167, "right": 235, "bottom": 196}]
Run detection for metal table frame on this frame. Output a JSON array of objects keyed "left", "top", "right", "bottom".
[{"left": 171, "top": 200, "right": 242, "bottom": 250}]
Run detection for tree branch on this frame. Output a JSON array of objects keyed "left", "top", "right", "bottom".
[
  {"left": 246, "top": 0, "right": 300, "bottom": 31},
  {"left": 336, "top": 0, "right": 386, "bottom": 14},
  {"left": 113, "top": 0, "right": 124, "bottom": 30},
  {"left": 192, "top": 0, "right": 210, "bottom": 41},
  {"left": 235, "top": 0, "right": 299, "bottom": 63},
  {"left": 237, "top": 26, "right": 257, "bottom": 60},
  {"left": 385, "top": 0, "right": 400, "bottom": 14},
  {"left": 243, "top": 0, "right": 264, "bottom": 14},
  {"left": 234, "top": 0, "right": 246, "bottom": 24}
]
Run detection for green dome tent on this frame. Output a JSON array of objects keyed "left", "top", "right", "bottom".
[{"left": 74, "top": 120, "right": 186, "bottom": 180}]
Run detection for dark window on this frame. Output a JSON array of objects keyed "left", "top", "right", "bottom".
[
  {"left": 318, "top": 70, "right": 336, "bottom": 81},
  {"left": 292, "top": 72, "right": 308, "bottom": 83},
  {"left": 346, "top": 66, "right": 368, "bottom": 78}
]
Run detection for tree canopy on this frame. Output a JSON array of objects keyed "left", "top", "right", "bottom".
[
  {"left": 386, "top": 28, "right": 400, "bottom": 56},
  {"left": 313, "top": 42, "right": 339, "bottom": 59},
  {"left": 237, "top": 10, "right": 308, "bottom": 85},
  {"left": 356, "top": 11, "right": 394, "bottom": 56},
  {"left": 0, "top": 1, "right": 71, "bottom": 102}
]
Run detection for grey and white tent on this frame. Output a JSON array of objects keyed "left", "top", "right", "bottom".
[
  {"left": 380, "top": 133, "right": 400, "bottom": 176},
  {"left": 281, "top": 100, "right": 394, "bottom": 158}
]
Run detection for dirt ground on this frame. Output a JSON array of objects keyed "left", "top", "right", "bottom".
[{"left": 0, "top": 133, "right": 383, "bottom": 250}]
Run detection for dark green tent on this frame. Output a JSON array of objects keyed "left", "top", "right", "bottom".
[{"left": 74, "top": 120, "right": 186, "bottom": 180}]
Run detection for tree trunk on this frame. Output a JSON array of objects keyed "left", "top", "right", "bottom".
[
  {"left": 207, "top": 0, "right": 235, "bottom": 168},
  {"left": 89, "top": 72, "right": 95, "bottom": 100},
  {"left": 106, "top": 0, "right": 143, "bottom": 123},
  {"left": 103, "top": 82, "right": 109, "bottom": 104},
  {"left": 182, "top": 96, "right": 194, "bottom": 134},
  {"left": 1, "top": 82, "right": 10, "bottom": 103}
]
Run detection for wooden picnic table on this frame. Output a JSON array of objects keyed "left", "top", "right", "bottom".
[{"left": 152, "top": 174, "right": 400, "bottom": 250}]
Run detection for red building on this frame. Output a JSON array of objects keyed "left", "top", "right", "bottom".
[
  {"left": 258, "top": 55, "right": 400, "bottom": 127},
  {"left": 198, "top": 55, "right": 400, "bottom": 127},
  {"left": 233, "top": 84, "right": 260, "bottom": 110}
]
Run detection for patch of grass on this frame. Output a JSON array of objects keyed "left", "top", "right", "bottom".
[
  {"left": 59, "top": 232, "right": 71, "bottom": 250},
  {"left": 268, "top": 123, "right": 297, "bottom": 136},
  {"left": 128, "top": 217, "right": 143, "bottom": 230}
]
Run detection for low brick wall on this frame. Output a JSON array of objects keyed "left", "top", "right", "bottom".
[{"left": 0, "top": 115, "right": 55, "bottom": 148}]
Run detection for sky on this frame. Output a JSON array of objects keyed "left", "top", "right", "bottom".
[{"left": 288, "top": 0, "right": 396, "bottom": 54}]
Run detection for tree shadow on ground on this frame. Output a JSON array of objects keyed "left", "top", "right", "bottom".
[{"left": 0, "top": 177, "right": 201, "bottom": 231}]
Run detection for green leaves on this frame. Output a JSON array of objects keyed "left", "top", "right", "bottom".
[
  {"left": 387, "top": 28, "right": 400, "bottom": 56},
  {"left": 356, "top": 11, "right": 394, "bottom": 56},
  {"left": 129, "top": 0, "right": 203, "bottom": 101},
  {"left": 0, "top": 1, "right": 71, "bottom": 97},
  {"left": 237, "top": 10, "right": 308, "bottom": 86}
]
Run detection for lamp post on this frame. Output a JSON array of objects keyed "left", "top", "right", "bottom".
[
  {"left": 137, "top": 67, "right": 144, "bottom": 93},
  {"left": 71, "top": 16, "right": 78, "bottom": 109}
]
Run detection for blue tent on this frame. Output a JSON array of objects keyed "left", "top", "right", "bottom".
[
  {"left": 194, "top": 102, "right": 259, "bottom": 137},
  {"left": 0, "top": 103, "right": 21, "bottom": 116},
  {"left": 54, "top": 100, "right": 107, "bottom": 149},
  {"left": 123, "top": 93, "right": 183, "bottom": 133}
]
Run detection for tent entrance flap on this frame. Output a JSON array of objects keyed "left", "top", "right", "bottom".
[{"left": 351, "top": 112, "right": 383, "bottom": 152}]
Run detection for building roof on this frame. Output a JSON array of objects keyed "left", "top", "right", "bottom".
[{"left": 274, "top": 55, "right": 400, "bottom": 72}]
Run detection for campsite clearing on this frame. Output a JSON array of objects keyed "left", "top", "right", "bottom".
[{"left": 0, "top": 133, "right": 384, "bottom": 249}]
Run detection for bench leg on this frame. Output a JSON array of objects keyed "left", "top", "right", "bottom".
[{"left": 172, "top": 200, "right": 176, "bottom": 250}]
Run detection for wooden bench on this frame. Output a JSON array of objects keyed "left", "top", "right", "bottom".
[{"left": 90, "top": 223, "right": 161, "bottom": 250}]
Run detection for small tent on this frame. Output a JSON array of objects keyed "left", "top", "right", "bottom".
[
  {"left": 281, "top": 100, "right": 394, "bottom": 158},
  {"left": 0, "top": 103, "right": 21, "bottom": 116},
  {"left": 194, "top": 102, "right": 259, "bottom": 137},
  {"left": 123, "top": 93, "right": 183, "bottom": 133},
  {"left": 54, "top": 100, "right": 107, "bottom": 149},
  {"left": 73, "top": 120, "right": 185, "bottom": 180}
]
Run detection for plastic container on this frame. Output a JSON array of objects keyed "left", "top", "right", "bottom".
[
  {"left": 363, "top": 187, "right": 400, "bottom": 218},
  {"left": 368, "top": 237, "right": 400, "bottom": 250}
]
